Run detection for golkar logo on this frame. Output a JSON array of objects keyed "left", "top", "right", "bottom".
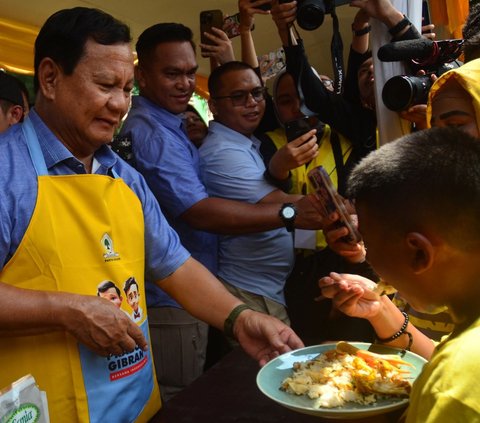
[{"left": 101, "top": 233, "right": 120, "bottom": 262}]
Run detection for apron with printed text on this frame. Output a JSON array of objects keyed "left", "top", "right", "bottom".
[{"left": 0, "top": 119, "right": 161, "bottom": 422}]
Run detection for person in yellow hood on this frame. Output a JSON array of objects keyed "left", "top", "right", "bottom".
[{"left": 427, "top": 58, "right": 480, "bottom": 137}]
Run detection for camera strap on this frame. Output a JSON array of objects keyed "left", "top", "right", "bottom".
[{"left": 330, "top": 7, "right": 345, "bottom": 95}]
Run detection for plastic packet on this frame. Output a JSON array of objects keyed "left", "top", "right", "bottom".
[{"left": 0, "top": 375, "right": 49, "bottom": 423}]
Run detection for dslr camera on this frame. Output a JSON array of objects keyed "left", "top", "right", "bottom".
[
  {"left": 380, "top": 38, "right": 464, "bottom": 112},
  {"left": 254, "top": 0, "right": 349, "bottom": 30}
]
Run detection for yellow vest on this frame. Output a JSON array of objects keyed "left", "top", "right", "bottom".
[
  {"left": 0, "top": 119, "right": 161, "bottom": 422},
  {"left": 266, "top": 125, "right": 352, "bottom": 249}
]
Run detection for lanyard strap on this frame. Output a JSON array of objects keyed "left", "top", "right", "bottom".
[{"left": 22, "top": 117, "right": 49, "bottom": 176}]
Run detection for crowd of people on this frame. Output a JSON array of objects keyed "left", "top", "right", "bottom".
[{"left": 1, "top": 0, "right": 479, "bottom": 422}]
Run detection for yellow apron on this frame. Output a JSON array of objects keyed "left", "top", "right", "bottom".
[{"left": 0, "top": 119, "right": 161, "bottom": 422}]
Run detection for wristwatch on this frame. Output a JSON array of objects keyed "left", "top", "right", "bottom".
[{"left": 279, "top": 203, "right": 297, "bottom": 233}]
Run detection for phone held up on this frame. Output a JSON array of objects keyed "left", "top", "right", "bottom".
[
  {"left": 200, "top": 9, "right": 224, "bottom": 48},
  {"left": 308, "top": 166, "right": 362, "bottom": 244},
  {"left": 284, "top": 115, "right": 323, "bottom": 143}
]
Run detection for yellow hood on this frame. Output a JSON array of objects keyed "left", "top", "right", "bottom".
[{"left": 427, "top": 59, "right": 480, "bottom": 129}]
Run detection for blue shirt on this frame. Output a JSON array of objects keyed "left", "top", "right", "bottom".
[
  {"left": 119, "top": 96, "right": 218, "bottom": 307},
  {"left": 0, "top": 110, "right": 189, "bottom": 284},
  {"left": 199, "top": 121, "right": 294, "bottom": 305}
]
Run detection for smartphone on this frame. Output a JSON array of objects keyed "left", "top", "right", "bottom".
[
  {"left": 284, "top": 115, "right": 320, "bottom": 142},
  {"left": 308, "top": 166, "right": 362, "bottom": 244},
  {"left": 223, "top": 13, "right": 242, "bottom": 39},
  {"left": 200, "top": 10, "right": 224, "bottom": 46}
]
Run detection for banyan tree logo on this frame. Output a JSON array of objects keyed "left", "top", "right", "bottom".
[{"left": 101, "top": 233, "right": 120, "bottom": 261}]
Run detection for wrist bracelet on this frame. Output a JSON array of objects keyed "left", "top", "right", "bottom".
[
  {"left": 376, "top": 311, "right": 413, "bottom": 353},
  {"left": 388, "top": 15, "right": 411, "bottom": 37},
  {"left": 224, "top": 304, "right": 251, "bottom": 339},
  {"left": 352, "top": 24, "right": 371, "bottom": 36}
]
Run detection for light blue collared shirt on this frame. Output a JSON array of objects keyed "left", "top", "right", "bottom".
[{"left": 199, "top": 121, "right": 294, "bottom": 305}]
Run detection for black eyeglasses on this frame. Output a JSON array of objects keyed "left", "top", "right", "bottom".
[{"left": 212, "top": 87, "right": 267, "bottom": 107}]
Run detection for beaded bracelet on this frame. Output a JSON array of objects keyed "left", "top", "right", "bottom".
[
  {"left": 388, "top": 15, "right": 411, "bottom": 37},
  {"left": 224, "top": 304, "right": 251, "bottom": 339},
  {"left": 376, "top": 311, "right": 413, "bottom": 353}
]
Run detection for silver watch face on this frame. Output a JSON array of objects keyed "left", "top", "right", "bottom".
[{"left": 282, "top": 206, "right": 295, "bottom": 219}]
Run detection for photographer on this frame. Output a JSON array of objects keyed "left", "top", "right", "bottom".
[{"left": 271, "top": 0, "right": 422, "bottom": 155}]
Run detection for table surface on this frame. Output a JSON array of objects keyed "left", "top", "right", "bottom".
[{"left": 149, "top": 347, "right": 406, "bottom": 423}]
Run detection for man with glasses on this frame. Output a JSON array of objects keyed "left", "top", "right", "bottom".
[
  {"left": 199, "top": 61, "right": 307, "bottom": 332},
  {"left": 119, "top": 23, "right": 323, "bottom": 401}
]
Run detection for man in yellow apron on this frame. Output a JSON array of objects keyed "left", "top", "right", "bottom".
[{"left": 0, "top": 7, "right": 304, "bottom": 423}]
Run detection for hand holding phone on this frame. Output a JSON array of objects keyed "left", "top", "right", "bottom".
[
  {"left": 308, "top": 166, "right": 362, "bottom": 244},
  {"left": 200, "top": 10, "right": 224, "bottom": 47},
  {"left": 285, "top": 115, "right": 323, "bottom": 142}
]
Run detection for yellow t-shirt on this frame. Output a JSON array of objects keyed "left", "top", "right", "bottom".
[{"left": 406, "top": 316, "right": 480, "bottom": 422}]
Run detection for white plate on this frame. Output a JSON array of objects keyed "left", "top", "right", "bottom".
[{"left": 256, "top": 342, "right": 427, "bottom": 420}]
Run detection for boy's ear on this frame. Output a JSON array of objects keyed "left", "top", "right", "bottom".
[{"left": 405, "top": 232, "right": 435, "bottom": 274}]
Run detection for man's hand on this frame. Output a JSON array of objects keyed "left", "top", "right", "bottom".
[
  {"left": 239, "top": 0, "right": 271, "bottom": 32},
  {"left": 294, "top": 194, "right": 324, "bottom": 230},
  {"left": 268, "top": 129, "right": 318, "bottom": 180},
  {"left": 233, "top": 309, "right": 304, "bottom": 366},
  {"left": 62, "top": 294, "right": 148, "bottom": 356},
  {"left": 319, "top": 272, "right": 382, "bottom": 319},
  {"left": 323, "top": 212, "right": 366, "bottom": 263},
  {"left": 199, "top": 27, "right": 235, "bottom": 64}
]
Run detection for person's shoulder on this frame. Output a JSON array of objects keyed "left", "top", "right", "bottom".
[
  {"left": 0, "top": 124, "right": 29, "bottom": 167},
  {"left": 434, "top": 318, "right": 480, "bottom": 368}
]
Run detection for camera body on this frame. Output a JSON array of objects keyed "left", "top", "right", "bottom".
[
  {"left": 296, "top": 0, "right": 350, "bottom": 30},
  {"left": 252, "top": 0, "right": 349, "bottom": 30},
  {"left": 381, "top": 39, "right": 464, "bottom": 112}
]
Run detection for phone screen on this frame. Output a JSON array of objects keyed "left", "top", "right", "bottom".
[{"left": 308, "top": 166, "right": 362, "bottom": 244}]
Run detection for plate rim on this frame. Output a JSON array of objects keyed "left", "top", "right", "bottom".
[{"left": 256, "top": 342, "right": 427, "bottom": 419}]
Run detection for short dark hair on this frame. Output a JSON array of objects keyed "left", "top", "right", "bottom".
[
  {"left": 123, "top": 276, "right": 139, "bottom": 294},
  {"left": 97, "top": 280, "right": 121, "bottom": 297},
  {"left": 34, "top": 7, "right": 131, "bottom": 92},
  {"left": 136, "top": 23, "right": 195, "bottom": 67},
  {"left": 208, "top": 61, "right": 259, "bottom": 98},
  {"left": 463, "top": 3, "right": 480, "bottom": 62},
  {"left": 347, "top": 127, "right": 480, "bottom": 250}
]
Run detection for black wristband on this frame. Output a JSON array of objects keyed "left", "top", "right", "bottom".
[
  {"left": 352, "top": 24, "right": 371, "bottom": 36},
  {"left": 224, "top": 304, "right": 251, "bottom": 339},
  {"left": 388, "top": 15, "right": 411, "bottom": 37}
]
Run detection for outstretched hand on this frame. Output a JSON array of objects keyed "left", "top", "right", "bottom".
[{"left": 234, "top": 309, "right": 304, "bottom": 366}]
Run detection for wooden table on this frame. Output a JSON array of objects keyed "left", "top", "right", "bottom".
[{"left": 150, "top": 347, "right": 405, "bottom": 423}]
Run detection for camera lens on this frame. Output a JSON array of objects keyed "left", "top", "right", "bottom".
[
  {"left": 382, "top": 75, "right": 432, "bottom": 112},
  {"left": 297, "top": 0, "right": 326, "bottom": 30}
]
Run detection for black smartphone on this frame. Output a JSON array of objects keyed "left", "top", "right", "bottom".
[
  {"left": 308, "top": 166, "right": 362, "bottom": 244},
  {"left": 284, "top": 115, "right": 320, "bottom": 142},
  {"left": 200, "top": 10, "right": 224, "bottom": 46}
]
